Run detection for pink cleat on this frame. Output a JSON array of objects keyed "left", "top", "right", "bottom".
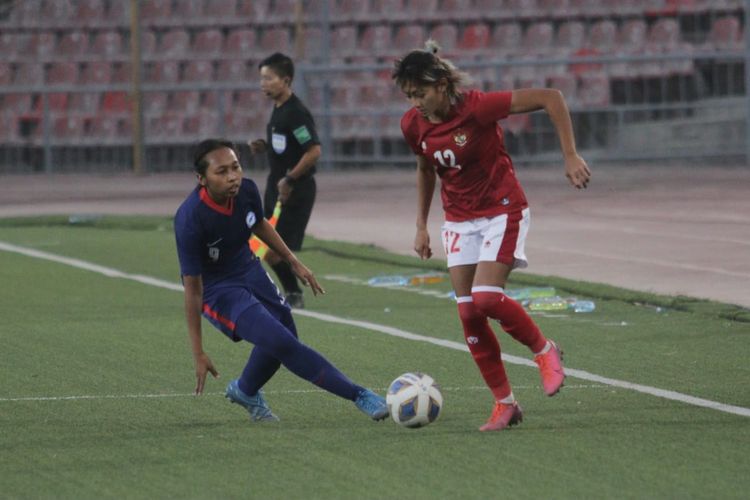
[
  {"left": 534, "top": 340, "right": 565, "bottom": 396},
  {"left": 479, "top": 401, "right": 524, "bottom": 431}
]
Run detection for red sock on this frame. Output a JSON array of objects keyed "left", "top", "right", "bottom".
[
  {"left": 472, "top": 287, "right": 547, "bottom": 353},
  {"left": 457, "top": 299, "right": 511, "bottom": 401}
]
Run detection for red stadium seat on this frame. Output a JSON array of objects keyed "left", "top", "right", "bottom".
[
  {"left": 81, "top": 61, "right": 112, "bottom": 85},
  {"left": 647, "top": 18, "right": 680, "bottom": 49},
  {"left": 69, "top": 93, "right": 101, "bottom": 114},
  {"left": 556, "top": 21, "right": 586, "bottom": 53},
  {"left": 3, "top": 94, "right": 34, "bottom": 115},
  {"left": 183, "top": 61, "right": 214, "bottom": 83},
  {"left": 359, "top": 25, "right": 393, "bottom": 56},
  {"left": 430, "top": 24, "right": 459, "bottom": 54},
  {"left": 47, "top": 62, "right": 79, "bottom": 85},
  {"left": 393, "top": 24, "right": 427, "bottom": 52},
  {"left": 331, "top": 26, "right": 359, "bottom": 57},
  {"left": 237, "top": 0, "right": 270, "bottom": 21},
  {"left": 458, "top": 23, "right": 491, "bottom": 53},
  {"left": 203, "top": 0, "right": 237, "bottom": 19},
  {"left": 336, "top": 0, "right": 369, "bottom": 22},
  {"left": 183, "top": 114, "right": 220, "bottom": 139},
  {"left": 217, "top": 60, "right": 249, "bottom": 82},
  {"left": 76, "top": 0, "right": 105, "bottom": 26},
  {"left": 260, "top": 28, "right": 291, "bottom": 54},
  {"left": 578, "top": 73, "right": 610, "bottom": 106},
  {"left": 233, "top": 90, "right": 266, "bottom": 111},
  {"left": 147, "top": 61, "right": 180, "bottom": 84},
  {"left": 102, "top": 92, "right": 130, "bottom": 114},
  {"left": 617, "top": 19, "right": 647, "bottom": 51},
  {"left": 159, "top": 30, "right": 190, "bottom": 57},
  {"left": 58, "top": 32, "right": 89, "bottom": 58},
  {"left": 143, "top": 92, "right": 169, "bottom": 115},
  {"left": 489, "top": 23, "right": 523, "bottom": 56},
  {"left": 193, "top": 29, "right": 224, "bottom": 55},
  {"left": 140, "top": 0, "right": 171, "bottom": 21},
  {"left": 225, "top": 29, "right": 257, "bottom": 56},
  {"left": 170, "top": 90, "right": 202, "bottom": 114},
  {"left": 91, "top": 32, "right": 123, "bottom": 58},
  {"left": 587, "top": 20, "right": 616, "bottom": 53},
  {"left": 705, "top": 16, "right": 742, "bottom": 51},
  {"left": 13, "top": 63, "right": 45, "bottom": 85},
  {"left": 29, "top": 32, "right": 56, "bottom": 60}
]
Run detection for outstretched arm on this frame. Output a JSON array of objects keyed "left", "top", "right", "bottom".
[
  {"left": 182, "top": 274, "right": 219, "bottom": 395},
  {"left": 253, "top": 218, "right": 325, "bottom": 295},
  {"left": 414, "top": 155, "right": 435, "bottom": 259},
  {"left": 510, "top": 88, "right": 591, "bottom": 189}
]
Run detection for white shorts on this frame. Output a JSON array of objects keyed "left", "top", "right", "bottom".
[{"left": 441, "top": 208, "right": 531, "bottom": 269}]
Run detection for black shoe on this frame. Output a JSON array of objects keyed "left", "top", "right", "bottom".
[{"left": 285, "top": 292, "right": 304, "bottom": 309}]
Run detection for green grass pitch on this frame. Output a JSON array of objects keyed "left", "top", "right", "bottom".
[{"left": 0, "top": 216, "right": 748, "bottom": 499}]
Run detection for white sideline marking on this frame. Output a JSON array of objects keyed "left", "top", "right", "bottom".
[{"left": 1, "top": 240, "right": 749, "bottom": 418}]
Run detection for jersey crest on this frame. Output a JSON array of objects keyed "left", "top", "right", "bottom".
[{"left": 453, "top": 129, "right": 468, "bottom": 147}]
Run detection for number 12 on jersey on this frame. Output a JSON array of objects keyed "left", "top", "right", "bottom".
[{"left": 433, "top": 149, "right": 461, "bottom": 170}]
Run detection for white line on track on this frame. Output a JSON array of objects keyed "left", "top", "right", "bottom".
[{"left": 1, "top": 240, "right": 749, "bottom": 418}]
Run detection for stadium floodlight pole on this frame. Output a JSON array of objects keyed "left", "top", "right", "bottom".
[{"left": 129, "top": 0, "right": 146, "bottom": 175}]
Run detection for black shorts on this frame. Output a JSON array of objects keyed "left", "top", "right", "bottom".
[{"left": 264, "top": 175, "right": 316, "bottom": 251}]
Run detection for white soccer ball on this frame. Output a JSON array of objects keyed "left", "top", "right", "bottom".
[{"left": 386, "top": 372, "right": 443, "bottom": 428}]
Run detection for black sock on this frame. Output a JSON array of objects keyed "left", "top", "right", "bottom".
[{"left": 271, "top": 262, "right": 301, "bottom": 294}]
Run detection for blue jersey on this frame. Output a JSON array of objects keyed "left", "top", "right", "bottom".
[{"left": 174, "top": 178, "right": 265, "bottom": 287}]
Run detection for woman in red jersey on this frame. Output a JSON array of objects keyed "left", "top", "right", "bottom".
[{"left": 393, "top": 41, "right": 591, "bottom": 431}]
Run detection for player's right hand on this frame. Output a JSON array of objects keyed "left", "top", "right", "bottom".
[
  {"left": 193, "top": 352, "right": 219, "bottom": 395},
  {"left": 414, "top": 229, "right": 432, "bottom": 260},
  {"left": 248, "top": 139, "right": 267, "bottom": 154}
]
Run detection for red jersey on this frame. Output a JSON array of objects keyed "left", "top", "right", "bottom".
[{"left": 400, "top": 89, "right": 528, "bottom": 222}]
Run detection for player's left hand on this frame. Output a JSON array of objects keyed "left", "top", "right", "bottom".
[
  {"left": 289, "top": 259, "right": 326, "bottom": 296},
  {"left": 564, "top": 153, "right": 591, "bottom": 189},
  {"left": 277, "top": 178, "right": 293, "bottom": 204}
]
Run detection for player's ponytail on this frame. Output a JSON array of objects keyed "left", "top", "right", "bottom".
[{"left": 392, "top": 39, "right": 472, "bottom": 103}]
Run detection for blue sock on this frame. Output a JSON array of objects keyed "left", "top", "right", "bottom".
[{"left": 235, "top": 305, "right": 363, "bottom": 401}]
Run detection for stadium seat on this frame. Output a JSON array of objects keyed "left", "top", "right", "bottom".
[
  {"left": 236, "top": 0, "right": 270, "bottom": 21},
  {"left": 369, "top": 0, "right": 406, "bottom": 22},
  {"left": 2, "top": 94, "right": 34, "bottom": 115},
  {"left": 300, "top": 27, "right": 324, "bottom": 62},
  {"left": 439, "top": 0, "right": 474, "bottom": 21},
  {"left": 87, "top": 115, "right": 120, "bottom": 143},
  {"left": 40, "top": 0, "right": 75, "bottom": 25},
  {"left": 577, "top": 73, "right": 610, "bottom": 106},
  {"left": 217, "top": 60, "right": 249, "bottom": 82},
  {"left": 91, "top": 31, "right": 123, "bottom": 58},
  {"left": 146, "top": 115, "right": 184, "bottom": 140},
  {"left": 102, "top": 92, "right": 130, "bottom": 114},
  {"left": 0, "top": 116, "right": 17, "bottom": 142},
  {"left": 111, "top": 62, "right": 132, "bottom": 84},
  {"left": 500, "top": 0, "right": 538, "bottom": 17},
  {"left": 405, "top": 0, "right": 438, "bottom": 20},
  {"left": 539, "top": 0, "right": 570, "bottom": 16},
  {"left": 647, "top": 18, "right": 680, "bottom": 49},
  {"left": 35, "top": 92, "right": 69, "bottom": 115},
  {"left": 458, "top": 23, "right": 491, "bottom": 54},
  {"left": 0, "top": 34, "right": 20, "bottom": 62},
  {"left": 172, "top": 0, "right": 204, "bottom": 19},
  {"left": 359, "top": 25, "right": 393, "bottom": 56},
  {"left": 359, "top": 81, "right": 392, "bottom": 109},
  {"left": 331, "top": 83, "right": 359, "bottom": 110},
  {"left": 147, "top": 61, "right": 180, "bottom": 84},
  {"left": 225, "top": 29, "right": 257, "bottom": 56},
  {"left": 203, "top": 0, "right": 237, "bottom": 19},
  {"left": 183, "top": 114, "right": 220, "bottom": 139},
  {"left": 393, "top": 24, "right": 427, "bottom": 52},
  {"left": 8, "top": 1, "right": 38, "bottom": 28},
  {"left": 331, "top": 26, "right": 359, "bottom": 58},
  {"left": 489, "top": 23, "right": 523, "bottom": 56},
  {"left": 705, "top": 16, "right": 742, "bottom": 51},
  {"left": 522, "top": 22, "right": 554, "bottom": 56},
  {"left": 587, "top": 20, "right": 616, "bottom": 53},
  {"left": 429, "top": 24, "right": 459, "bottom": 55},
  {"left": 140, "top": 0, "right": 171, "bottom": 22},
  {"left": 58, "top": 31, "right": 89, "bottom": 57},
  {"left": 12, "top": 63, "right": 45, "bottom": 85},
  {"left": 233, "top": 90, "right": 266, "bottom": 112},
  {"left": 29, "top": 32, "right": 56, "bottom": 60},
  {"left": 53, "top": 116, "right": 85, "bottom": 141},
  {"left": 76, "top": 0, "right": 105, "bottom": 26},
  {"left": 617, "top": 19, "right": 647, "bottom": 52},
  {"left": 158, "top": 30, "right": 190, "bottom": 57},
  {"left": 47, "top": 62, "right": 79, "bottom": 85},
  {"left": 556, "top": 21, "right": 586, "bottom": 54},
  {"left": 0, "top": 62, "right": 12, "bottom": 85},
  {"left": 68, "top": 93, "right": 101, "bottom": 114},
  {"left": 105, "top": 1, "right": 127, "bottom": 24},
  {"left": 169, "top": 91, "right": 202, "bottom": 115},
  {"left": 260, "top": 28, "right": 291, "bottom": 55},
  {"left": 193, "top": 29, "right": 224, "bottom": 55},
  {"left": 183, "top": 61, "right": 215, "bottom": 83},
  {"left": 268, "top": 0, "right": 295, "bottom": 21},
  {"left": 143, "top": 92, "right": 169, "bottom": 115},
  {"left": 568, "top": 0, "right": 603, "bottom": 15},
  {"left": 140, "top": 30, "right": 157, "bottom": 56},
  {"left": 336, "top": 0, "right": 369, "bottom": 22}
]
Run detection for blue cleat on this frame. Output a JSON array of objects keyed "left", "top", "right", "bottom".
[
  {"left": 225, "top": 379, "right": 279, "bottom": 422},
  {"left": 354, "top": 388, "right": 389, "bottom": 421}
]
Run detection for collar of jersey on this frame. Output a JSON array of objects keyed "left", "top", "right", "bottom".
[{"left": 199, "top": 187, "right": 234, "bottom": 215}]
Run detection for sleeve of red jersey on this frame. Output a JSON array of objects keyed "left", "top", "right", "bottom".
[
  {"left": 472, "top": 90, "right": 513, "bottom": 126},
  {"left": 400, "top": 112, "right": 423, "bottom": 156}
]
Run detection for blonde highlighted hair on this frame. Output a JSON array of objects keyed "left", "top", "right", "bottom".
[{"left": 392, "top": 39, "right": 472, "bottom": 102}]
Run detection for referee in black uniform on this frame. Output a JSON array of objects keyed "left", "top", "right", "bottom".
[{"left": 249, "top": 53, "right": 320, "bottom": 309}]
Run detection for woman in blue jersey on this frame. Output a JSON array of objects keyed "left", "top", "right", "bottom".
[{"left": 174, "top": 138, "right": 387, "bottom": 422}]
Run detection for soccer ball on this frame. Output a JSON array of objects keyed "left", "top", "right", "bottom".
[{"left": 386, "top": 372, "right": 443, "bottom": 428}]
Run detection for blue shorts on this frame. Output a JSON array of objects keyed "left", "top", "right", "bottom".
[{"left": 201, "top": 259, "right": 293, "bottom": 342}]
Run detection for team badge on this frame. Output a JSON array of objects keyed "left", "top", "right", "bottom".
[
  {"left": 453, "top": 129, "right": 468, "bottom": 147},
  {"left": 245, "top": 211, "right": 257, "bottom": 228}
]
